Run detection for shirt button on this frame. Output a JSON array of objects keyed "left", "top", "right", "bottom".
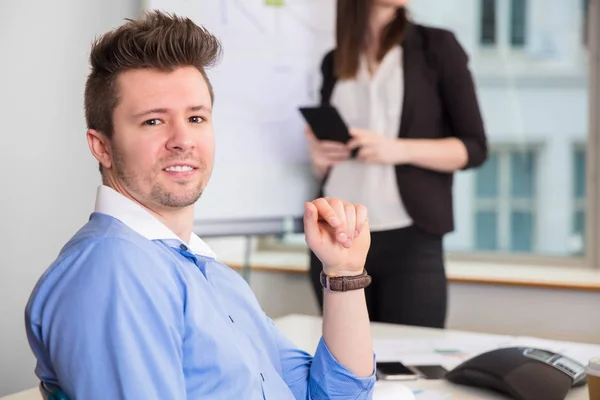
[{"left": 180, "top": 244, "right": 188, "bottom": 252}]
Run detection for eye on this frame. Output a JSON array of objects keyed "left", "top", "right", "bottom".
[
  {"left": 189, "top": 116, "right": 205, "bottom": 124},
  {"left": 143, "top": 119, "right": 162, "bottom": 126}
]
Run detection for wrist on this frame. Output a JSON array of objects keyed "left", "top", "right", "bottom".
[
  {"left": 395, "top": 138, "right": 413, "bottom": 164},
  {"left": 320, "top": 268, "right": 371, "bottom": 292},
  {"left": 322, "top": 267, "right": 364, "bottom": 277}
]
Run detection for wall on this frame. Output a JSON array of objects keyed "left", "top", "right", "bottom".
[{"left": 0, "top": 0, "right": 140, "bottom": 395}]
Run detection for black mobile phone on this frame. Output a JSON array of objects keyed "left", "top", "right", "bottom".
[
  {"left": 376, "top": 362, "right": 419, "bottom": 381},
  {"left": 299, "top": 106, "right": 359, "bottom": 158},
  {"left": 299, "top": 106, "right": 352, "bottom": 143},
  {"left": 412, "top": 365, "right": 449, "bottom": 380}
]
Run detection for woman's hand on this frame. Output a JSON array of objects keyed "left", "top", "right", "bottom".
[
  {"left": 305, "top": 125, "right": 350, "bottom": 178},
  {"left": 347, "top": 128, "right": 410, "bottom": 165}
]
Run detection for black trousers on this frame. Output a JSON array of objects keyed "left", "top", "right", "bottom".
[{"left": 309, "top": 225, "right": 447, "bottom": 328}]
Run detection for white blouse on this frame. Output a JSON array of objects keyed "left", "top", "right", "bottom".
[{"left": 323, "top": 46, "right": 413, "bottom": 232}]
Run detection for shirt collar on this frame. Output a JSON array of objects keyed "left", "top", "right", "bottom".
[
  {"left": 358, "top": 45, "right": 402, "bottom": 81},
  {"left": 94, "top": 185, "right": 216, "bottom": 259}
]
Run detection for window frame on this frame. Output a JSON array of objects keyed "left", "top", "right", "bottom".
[
  {"left": 584, "top": 0, "right": 600, "bottom": 270},
  {"left": 571, "top": 144, "right": 586, "bottom": 256}
]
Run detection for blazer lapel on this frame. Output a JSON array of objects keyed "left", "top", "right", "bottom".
[{"left": 398, "top": 23, "right": 421, "bottom": 138}]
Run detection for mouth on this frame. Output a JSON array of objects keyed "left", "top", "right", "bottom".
[
  {"left": 163, "top": 165, "right": 198, "bottom": 172},
  {"left": 162, "top": 164, "right": 200, "bottom": 179}
]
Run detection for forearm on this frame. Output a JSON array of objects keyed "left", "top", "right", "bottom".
[
  {"left": 402, "top": 137, "right": 468, "bottom": 172},
  {"left": 322, "top": 288, "right": 373, "bottom": 377}
]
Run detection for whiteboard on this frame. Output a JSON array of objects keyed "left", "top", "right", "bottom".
[{"left": 144, "top": 0, "right": 337, "bottom": 235}]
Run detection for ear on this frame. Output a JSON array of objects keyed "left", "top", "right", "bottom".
[{"left": 87, "top": 129, "right": 112, "bottom": 170}]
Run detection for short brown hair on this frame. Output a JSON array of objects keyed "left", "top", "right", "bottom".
[
  {"left": 84, "top": 10, "right": 222, "bottom": 140},
  {"left": 335, "top": 1, "right": 408, "bottom": 79}
]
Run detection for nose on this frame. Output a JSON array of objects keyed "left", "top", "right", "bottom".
[{"left": 166, "top": 119, "right": 195, "bottom": 152}]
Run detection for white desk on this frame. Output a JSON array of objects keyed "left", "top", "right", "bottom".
[
  {"left": 0, "top": 390, "right": 39, "bottom": 400},
  {"left": 274, "top": 314, "right": 592, "bottom": 400},
  {"left": 3, "top": 314, "right": 593, "bottom": 400}
]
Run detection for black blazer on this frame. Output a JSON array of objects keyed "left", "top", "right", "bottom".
[{"left": 318, "top": 23, "right": 488, "bottom": 236}]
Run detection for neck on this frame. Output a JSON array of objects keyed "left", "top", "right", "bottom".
[
  {"left": 104, "top": 178, "right": 195, "bottom": 245},
  {"left": 367, "top": 4, "right": 398, "bottom": 48},
  {"left": 151, "top": 207, "right": 195, "bottom": 245}
]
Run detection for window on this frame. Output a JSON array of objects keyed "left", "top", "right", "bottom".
[
  {"left": 510, "top": 0, "right": 527, "bottom": 47},
  {"left": 480, "top": 0, "right": 497, "bottom": 46},
  {"left": 479, "top": 0, "right": 527, "bottom": 48},
  {"left": 473, "top": 149, "right": 537, "bottom": 253},
  {"left": 572, "top": 147, "right": 586, "bottom": 255}
]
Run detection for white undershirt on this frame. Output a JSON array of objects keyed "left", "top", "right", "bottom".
[{"left": 323, "top": 46, "right": 413, "bottom": 232}]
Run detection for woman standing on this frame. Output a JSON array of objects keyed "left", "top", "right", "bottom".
[{"left": 306, "top": 0, "right": 487, "bottom": 328}]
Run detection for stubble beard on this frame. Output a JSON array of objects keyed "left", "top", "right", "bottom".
[{"left": 113, "top": 150, "right": 206, "bottom": 209}]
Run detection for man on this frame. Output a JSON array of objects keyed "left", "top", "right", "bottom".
[{"left": 25, "top": 11, "right": 376, "bottom": 399}]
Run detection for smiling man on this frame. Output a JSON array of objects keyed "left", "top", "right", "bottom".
[{"left": 24, "top": 11, "right": 376, "bottom": 400}]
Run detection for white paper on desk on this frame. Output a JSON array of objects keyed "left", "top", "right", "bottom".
[
  {"left": 413, "top": 389, "right": 452, "bottom": 400},
  {"left": 374, "top": 335, "right": 600, "bottom": 369},
  {"left": 373, "top": 336, "right": 510, "bottom": 368}
]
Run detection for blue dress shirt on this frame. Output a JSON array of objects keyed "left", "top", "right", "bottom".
[{"left": 25, "top": 186, "right": 375, "bottom": 399}]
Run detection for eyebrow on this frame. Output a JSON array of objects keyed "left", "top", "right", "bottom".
[{"left": 133, "top": 105, "right": 212, "bottom": 118}]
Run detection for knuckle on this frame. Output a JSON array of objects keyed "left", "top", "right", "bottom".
[{"left": 328, "top": 198, "right": 342, "bottom": 207}]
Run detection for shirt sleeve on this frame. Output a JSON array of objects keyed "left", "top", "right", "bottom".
[
  {"left": 26, "top": 237, "right": 186, "bottom": 400},
  {"left": 433, "top": 30, "right": 488, "bottom": 169},
  {"left": 267, "top": 317, "right": 376, "bottom": 399}
]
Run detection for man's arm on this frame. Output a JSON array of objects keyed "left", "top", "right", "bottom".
[
  {"left": 25, "top": 238, "right": 186, "bottom": 400},
  {"left": 322, "top": 289, "right": 372, "bottom": 376},
  {"left": 267, "top": 317, "right": 374, "bottom": 400},
  {"left": 297, "top": 199, "right": 376, "bottom": 399}
]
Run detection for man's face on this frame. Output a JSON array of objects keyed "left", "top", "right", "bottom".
[{"left": 106, "top": 66, "right": 215, "bottom": 212}]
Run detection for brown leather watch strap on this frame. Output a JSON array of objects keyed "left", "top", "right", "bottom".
[{"left": 320, "top": 269, "right": 372, "bottom": 292}]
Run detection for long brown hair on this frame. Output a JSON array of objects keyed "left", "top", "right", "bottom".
[{"left": 334, "top": 1, "right": 409, "bottom": 79}]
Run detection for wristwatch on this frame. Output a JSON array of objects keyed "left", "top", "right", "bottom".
[{"left": 320, "top": 269, "right": 372, "bottom": 292}]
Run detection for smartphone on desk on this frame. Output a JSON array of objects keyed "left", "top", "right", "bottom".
[
  {"left": 376, "top": 362, "right": 449, "bottom": 381},
  {"left": 376, "top": 362, "right": 419, "bottom": 381},
  {"left": 412, "top": 365, "right": 449, "bottom": 379}
]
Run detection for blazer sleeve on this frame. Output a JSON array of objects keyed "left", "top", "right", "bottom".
[{"left": 431, "top": 30, "right": 488, "bottom": 169}]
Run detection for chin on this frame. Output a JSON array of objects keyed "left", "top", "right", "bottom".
[
  {"left": 161, "top": 195, "right": 201, "bottom": 209},
  {"left": 150, "top": 184, "right": 204, "bottom": 209}
]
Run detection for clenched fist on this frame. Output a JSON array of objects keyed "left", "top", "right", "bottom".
[{"left": 304, "top": 198, "right": 371, "bottom": 276}]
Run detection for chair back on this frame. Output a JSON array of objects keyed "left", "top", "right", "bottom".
[{"left": 39, "top": 382, "right": 69, "bottom": 400}]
